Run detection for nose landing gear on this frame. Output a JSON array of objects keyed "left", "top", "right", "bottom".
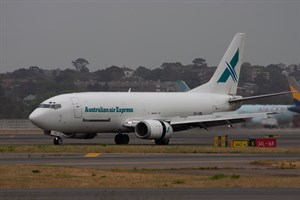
[
  {"left": 54, "top": 137, "right": 63, "bottom": 145},
  {"left": 50, "top": 131, "right": 64, "bottom": 145},
  {"left": 114, "top": 133, "right": 129, "bottom": 145}
]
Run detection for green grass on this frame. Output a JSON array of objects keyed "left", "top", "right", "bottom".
[
  {"left": 230, "top": 174, "right": 240, "bottom": 179},
  {"left": 210, "top": 173, "right": 240, "bottom": 180},
  {"left": 210, "top": 173, "right": 228, "bottom": 180},
  {"left": 31, "top": 169, "right": 41, "bottom": 174},
  {"left": 174, "top": 180, "right": 185, "bottom": 184}
]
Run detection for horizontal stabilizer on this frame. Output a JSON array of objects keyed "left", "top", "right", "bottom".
[{"left": 228, "top": 91, "right": 292, "bottom": 103}]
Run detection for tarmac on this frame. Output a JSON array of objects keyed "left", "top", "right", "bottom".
[
  {"left": 0, "top": 128, "right": 299, "bottom": 147},
  {"left": 0, "top": 188, "right": 299, "bottom": 200},
  {"left": 0, "top": 128, "right": 299, "bottom": 199}
]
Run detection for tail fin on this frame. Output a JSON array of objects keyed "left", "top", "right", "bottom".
[
  {"left": 189, "top": 33, "right": 245, "bottom": 95},
  {"left": 287, "top": 76, "right": 300, "bottom": 113},
  {"left": 176, "top": 80, "right": 191, "bottom": 92}
]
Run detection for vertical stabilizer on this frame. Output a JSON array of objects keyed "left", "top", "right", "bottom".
[
  {"left": 189, "top": 33, "right": 245, "bottom": 95},
  {"left": 176, "top": 80, "right": 191, "bottom": 92},
  {"left": 287, "top": 76, "right": 300, "bottom": 109}
]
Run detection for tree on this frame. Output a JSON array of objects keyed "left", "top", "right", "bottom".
[
  {"left": 239, "top": 62, "right": 252, "bottom": 82},
  {"left": 96, "top": 66, "right": 124, "bottom": 82},
  {"left": 134, "top": 66, "right": 151, "bottom": 80},
  {"left": 148, "top": 68, "right": 163, "bottom": 80},
  {"left": 29, "top": 66, "right": 43, "bottom": 74},
  {"left": 192, "top": 58, "right": 207, "bottom": 67},
  {"left": 161, "top": 62, "right": 183, "bottom": 69},
  {"left": 72, "top": 58, "right": 90, "bottom": 72},
  {"left": 0, "top": 81, "right": 4, "bottom": 98}
]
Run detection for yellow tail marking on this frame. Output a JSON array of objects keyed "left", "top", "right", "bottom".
[{"left": 289, "top": 85, "right": 300, "bottom": 99}]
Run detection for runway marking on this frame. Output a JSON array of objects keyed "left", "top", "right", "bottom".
[{"left": 84, "top": 153, "right": 101, "bottom": 157}]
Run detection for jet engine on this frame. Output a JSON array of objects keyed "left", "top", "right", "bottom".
[
  {"left": 135, "top": 120, "right": 173, "bottom": 140},
  {"left": 62, "top": 133, "right": 97, "bottom": 139}
]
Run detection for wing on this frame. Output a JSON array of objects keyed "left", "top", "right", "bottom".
[
  {"left": 169, "top": 112, "right": 272, "bottom": 129},
  {"left": 124, "top": 112, "right": 274, "bottom": 130}
]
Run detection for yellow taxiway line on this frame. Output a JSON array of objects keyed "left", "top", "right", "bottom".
[{"left": 84, "top": 153, "right": 101, "bottom": 157}]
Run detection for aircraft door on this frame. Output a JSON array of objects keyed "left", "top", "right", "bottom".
[{"left": 70, "top": 97, "right": 82, "bottom": 118}]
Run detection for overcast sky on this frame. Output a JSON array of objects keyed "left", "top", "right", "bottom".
[{"left": 0, "top": 0, "right": 299, "bottom": 73}]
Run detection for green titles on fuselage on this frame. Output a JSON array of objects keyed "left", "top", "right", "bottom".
[{"left": 85, "top": 106, "right": 133, "bottom": 114}]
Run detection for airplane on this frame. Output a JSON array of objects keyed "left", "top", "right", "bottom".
[
  {"left": 287, "top": 76, "right": 300, "bottom": 113},
  {"left": 177, "top": 77, "right": 300, "bottom": 128},
  {"left": 238, "top": 76, "right": 300, "bottom": 128},
  {"left": 29, "top": 33, "right": 291, "bottom": 145}
]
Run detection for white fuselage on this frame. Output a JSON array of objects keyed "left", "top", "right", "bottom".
[{"left": 29, "top": 92, "right": 236, "bottom": 134}]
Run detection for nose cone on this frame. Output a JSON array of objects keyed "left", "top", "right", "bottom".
[{"left": 29, "top": 109, "right": 48, "bottom": 130}]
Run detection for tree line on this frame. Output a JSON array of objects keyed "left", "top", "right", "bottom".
[{"left": 0, "top": 57, "right": 299, "bottom": 119}]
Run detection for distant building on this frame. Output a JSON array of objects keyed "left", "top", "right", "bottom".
[{"left": 123, "top": 67, "right": 134, "bottom": 78}]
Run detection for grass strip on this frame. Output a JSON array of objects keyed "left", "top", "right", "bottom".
[
  {"left": 251, "top": 160, "right": 300, "bottom": 169},
  {"left": 0, "top": 164, "right": 299, "bottom": 188}
]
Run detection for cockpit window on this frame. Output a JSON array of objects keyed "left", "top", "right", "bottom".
[
  {"left": 54, "top": 104, "right": 62, "bottom": 109},
  {"left": 38, "top": 103, "right": 62, "bottom": 110},
  {"left": 38, "top": 104, "right": 51, "bottom": 108}
]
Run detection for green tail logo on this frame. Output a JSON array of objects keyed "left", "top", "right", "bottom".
[{"left": 217, "top": 49, "right": 239, "bottom": 83}]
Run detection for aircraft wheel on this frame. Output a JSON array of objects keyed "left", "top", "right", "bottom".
[
  {"left": 114, "top": 134, "right": 122, "bottom": 145},
  {"left": 54, "top": 137, "right": 63, "bottom": 145},
  {"left": 114, "top": 134, "right": 129, "bottom": 145},
  {"left": 122, "top": 134, "right": 129, "bottom": 144},
  {"left": 155, "top": 138, "right": 169, "bottom": 145}
]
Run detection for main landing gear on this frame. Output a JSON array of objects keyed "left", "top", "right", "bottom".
[
  {"left": 154, "top": 138, "right": 169, "bottom": 145},
  {"left": 114, "top": 133, "right": 129, "bottom": 145},
  {"left": 54, "top": 136, "right": 63, "bottom": 145}
]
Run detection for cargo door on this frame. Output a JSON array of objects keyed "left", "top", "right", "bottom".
[{"left": 70, "top": 97, "right": 82, "bottom": 118}]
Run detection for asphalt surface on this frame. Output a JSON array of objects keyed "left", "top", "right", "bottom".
[
  {"left": 0, "top": 128, "right": 299, "bottom": 147},
  {"left": 0, "top": 128, "right": 299, "bottom": 199},
  {"left": 0, "top": 188, "right": 299, "bottom": 200}
]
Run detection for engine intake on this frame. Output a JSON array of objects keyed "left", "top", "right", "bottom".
[{"left": 135, "top": 120, "right": 173, "bottom": 140}]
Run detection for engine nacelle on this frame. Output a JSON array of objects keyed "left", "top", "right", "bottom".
[
  {"left": 62, "top": 133, "right": 97, "bottom": 139},
  {"left": 135, "top": 120, "right": 173, "bottom": 140}
]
